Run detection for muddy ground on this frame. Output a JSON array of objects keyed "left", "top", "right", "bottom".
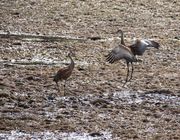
[{"left": 0, "top": 0, "right": 180, "bottom": 139}]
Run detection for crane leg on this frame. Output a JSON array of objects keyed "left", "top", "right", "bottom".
[
  {"left": 63, "top": 80, "right": 67, "bottom": 96},
  {"left": 56, "top": 82, "right": 60, "bottom": 93},
  {"left": 123, "top": 62, "right": 130, "bottom": 87},
  {"left": 129, "top": 62, "right": 134, "bottom": 81}
]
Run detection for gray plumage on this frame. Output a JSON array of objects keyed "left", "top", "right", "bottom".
[
  {"left": 106, "top": 41, "right": 137, "bottom": 86},
  {"left": 106, "top": 44, "right": 137, "bottom": 64},
  {"left": 106, "top": 30, "right": 160, "bottom": 86},
  {"left": 129, "top": 39, "right": 160, "bottom": 56}
]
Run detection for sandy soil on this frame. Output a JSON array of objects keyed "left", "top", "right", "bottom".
[{"left": 0, "top": 0, "right": 180, "bottom": 139}]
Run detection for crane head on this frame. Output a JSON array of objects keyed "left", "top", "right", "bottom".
[
  {"left": 67, "top": 47, "right": 76, "bottom": 57},
  {"left": 115, "top": 29, "right": 123, "bottom": 35}
]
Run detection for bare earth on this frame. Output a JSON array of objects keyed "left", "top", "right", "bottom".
[{"left": 0, "top": 0, "right": 180, "bottom": 139}]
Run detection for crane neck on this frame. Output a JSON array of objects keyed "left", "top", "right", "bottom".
[
  {"left": 120, "top": 31, "right": 125, "bottom": 45},
  {"left": 68, "top": 54, "right": 74, "bottom": 70}
]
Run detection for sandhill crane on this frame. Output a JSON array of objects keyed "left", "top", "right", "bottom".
[
  {"left": 106, "top": 42, "right": 137, "bottom": 86},
  {"left": 106, "top": 30, "right": 160, "bottom": 86},
  {"left": 53, "top": 49, "right": 75, "bottom": 95}
]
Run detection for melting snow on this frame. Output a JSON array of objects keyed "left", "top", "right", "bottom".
[
  {"left": 1, "top": 58, "right": 94, "bottom": 66},
  {"left": 0, "top": 130, "right": 112, "bottom": 140},
  {"left": 112, "top": 90, "right": 144, "bottom": 104},
  {"left": 102, "top": 90, "right": 180, "bottom": 106}
]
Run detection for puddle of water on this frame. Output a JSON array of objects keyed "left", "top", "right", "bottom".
[{"left": 0, "top": 130, "right": 112, "bottom": 140}]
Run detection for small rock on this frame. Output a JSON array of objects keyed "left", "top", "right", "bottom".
[
  {"left": 89, "top": 132, "right": 102, "bottom": 137},
  {"left": 12, "top": 42, "right": 21, "bottom": 45},
  {"left": 174, "top": 36, "right": 180, "bottom": 40}
]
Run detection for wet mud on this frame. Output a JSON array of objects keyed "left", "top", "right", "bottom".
[{"left": 0, "top": 0, "right": 180, "bottom": 139}]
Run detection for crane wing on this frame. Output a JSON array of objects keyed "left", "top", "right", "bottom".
[
  {"left": 53, "top": 67, "right": 70, "bottom": 82},
  {"left": 130, "top": 39, "right": 160, "bottom": 55},
  {"left": 106, "top": 44, "right": 135, "bottom": 63},
  {"left": 141, "top": 39, "right": 160, "bottom": 49}
]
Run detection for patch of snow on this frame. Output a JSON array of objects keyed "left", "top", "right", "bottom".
[
  {"left": 31, "top": 55, "right": 54, "bottom": 65},
  {"left": 112, "top": 90, "right": 144, "bottom": 104},
  {"left": 1, "top": 58, "right": 95, "bottom": 66},
  {"left": 10, "top": 59, "right": 16, "bottom": 63},
  {"left": 145, "top": 93, "right": 180, "bottom": 106},
  {"left": 0, "top": 130, "right": 112, "bottom": 140},
  {"left": 102, "top": 90, "right": 179, "bottom": 106}
]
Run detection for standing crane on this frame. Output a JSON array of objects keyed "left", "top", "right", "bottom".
[
  {"left": 106, "top": 30, "right": 160, "bottom": 86},
  {"left": 53, "top": 49, "right": 75, "bottom": 95}
]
